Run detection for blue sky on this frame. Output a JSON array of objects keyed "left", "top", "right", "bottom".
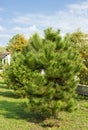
[{"left": 0, "top": 0, "right": 88, "bottom": 46}]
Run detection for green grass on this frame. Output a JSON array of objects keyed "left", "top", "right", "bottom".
[
  {"left": 0, "top": 80, "right": 88, "bottom": 130},
  {"left": 0, "top": 81, "right": 30, "bottom": 130}
]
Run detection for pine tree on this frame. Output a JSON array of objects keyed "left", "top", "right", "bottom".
[
  {"left": 4, "top": 28, "right": 82, "bottom": 119},
  {"left": 24, "top": 28, "right": 82, "bottom": 118}
]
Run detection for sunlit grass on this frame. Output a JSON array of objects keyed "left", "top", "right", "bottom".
[
  {"left": 0, "top": 81, "right": 30, "bottom": 130},
  {"left": 0, "top": 80, "right": 88, "bottom": 130}
]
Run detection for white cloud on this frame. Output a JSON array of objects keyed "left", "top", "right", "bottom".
[
  {"left": 0, "top": 26, "right": 6, "bottom": 31},
  {"left": 12, "top": 14, "right": 53, "bottom": 27},
  {"left": 13, "top": 25, "right": 38, "bottom": 33},
  {"left": 68, "top": 0, "right": 88, "bottom": 10},
  {"left": 0, "top": 34, "right": 10, "bottom": 38},
  {"left": 12, "top": 0, "right": 88, "bottom": 34},
  {"left": 1, "top": 0, "right": 88, "bottom": 46},
  {"left": 0, "top": 34, "right": 11, "bottom": 46},
  {"left": 12, "top": 25, "right": 41, "bottom": 38}
]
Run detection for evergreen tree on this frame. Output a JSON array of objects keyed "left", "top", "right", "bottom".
[
  {"left": 4, "top": 28, "right": 82, "bottom": 119},
  {"left": 24, "top": 28, "right": 82, "bottom": 118}
]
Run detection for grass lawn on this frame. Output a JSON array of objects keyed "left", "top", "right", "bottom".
[{"left": 0, "top": 80, "right": 88, "bottom": 130}]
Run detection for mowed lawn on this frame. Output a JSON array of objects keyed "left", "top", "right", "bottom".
[{"left": 0, "top": 80, "right": 88, "bottom": 130}]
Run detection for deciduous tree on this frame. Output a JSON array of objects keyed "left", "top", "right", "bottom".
[
  {"left": 6, "top": 34, "right": 28, "bottom": 53},
  {"left": 65, "top": 30, "right": 88, "bottom": 85}
]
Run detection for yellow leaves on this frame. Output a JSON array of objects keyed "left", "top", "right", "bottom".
[{"left": 7, "top": 34, "right": 28, "bottom": 52}]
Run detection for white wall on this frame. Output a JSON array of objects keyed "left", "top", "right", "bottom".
[{"left": 2, "top": 54, "right": 11, "bottom": 65}]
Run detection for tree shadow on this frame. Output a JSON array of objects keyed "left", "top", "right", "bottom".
[
  {"left": 76, "top": 94, "right": 88, "bottom": 101},
  {"left": 0, "top": 81, "right": 60, "bottom": 129},
  {"left": 0, "top": 99, "right": 47, "bottom": 129},
  {"left": 0, "top": 81, "right": 30, "bottom": 120},
  {"left": 0, "top": 81, "right": 21, "bottom": 98},
  {"left": 0, "top": 90, "right": 19, "bottom": 98},
  {"left": 0, "top": 81, "right": 5, "bottom": 84},
  {"left": 0, "top": 81, "right": 7, "bottom": 89},
  {"left": 0, "top": 100, "right": 30, "bottom": 120}
]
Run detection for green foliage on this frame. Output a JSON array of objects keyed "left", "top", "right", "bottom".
[
  {"left": 65, "top": 30, "right": 88, "bottom": 85},
  {"left": 4, "top": 52, "right": 28, "bottom": 97},
  {"left": 0, "top": 46, "right": 6, "bottom": 53},
  {"left": 4, "top": 28, "right": 82, "bottom": 119}
]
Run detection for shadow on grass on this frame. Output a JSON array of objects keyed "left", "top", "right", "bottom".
[
  {"left": 0, "top": 82, "right": 7, "bottom": 89},
  {"left": 0, "top": 81, "right": 40, "bottom": 123},
  {"left": 0, "top": 81, "right": 60, "bottom": 130},
  {"left": 0, "top": 100, "right": 60, "bottom": 130},
  {"left": 0, "top": 99, "right": 47, "bottom": 127},
  {"left": 0, "top": 81, "right": 20, "bottom": 98},
  {"left": 0, "top": 81, "right": 30, "bottom": 120},
  {"left": 0, "top": 90, "right": 20, "bottom": 98},
  {"left": 0, "top": 81, "right": 5, "bottom": 84},
  {"left": 75, "top": 94, "right": 88, "bottom": 101},
  {"left": 0, "top": 100, "right": 30, "bottom": 120}
]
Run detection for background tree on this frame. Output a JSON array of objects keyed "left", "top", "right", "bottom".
[
  {"left": 4, "top": 28, "right": 82, "bottom": 119},
  {"left": 6, "top": 34, "right": 28, "bottom": 53},
  {"left": 0, "top": 46, "right": 6, "bottom": 53},
  {"left": 65, "top": 29, "right": 88, "bottom": 85}
]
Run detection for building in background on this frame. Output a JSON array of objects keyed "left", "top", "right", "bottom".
[{"left": 0, "top": 52, "right": 11, "bottom": 67}]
